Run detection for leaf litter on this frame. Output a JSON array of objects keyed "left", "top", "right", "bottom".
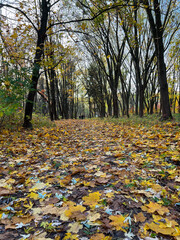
[{"left": 0, "top": 119, "right": 179, "bottom": 240}]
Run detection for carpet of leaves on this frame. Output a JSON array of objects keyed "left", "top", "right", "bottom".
[{"left": 0, "top": 119, "right": 179, "bottom": 240}]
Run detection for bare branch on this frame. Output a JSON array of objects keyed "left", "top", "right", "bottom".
[
  {"left": 0, "top": 3, "right": 38, "bottom": 32},
  {"left": 50, "top": 0, "right": 60, "bottom": 9},
  {"left": 47, "top": 3, "right": 134, "bottom": 30}
]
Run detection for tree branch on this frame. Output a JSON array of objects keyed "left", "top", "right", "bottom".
[
  {"left": 0, "top": 3, "right": 38, "bottom": 32},
  {"left": 47, "top": 3, "right": 134, "bottom": 30}
]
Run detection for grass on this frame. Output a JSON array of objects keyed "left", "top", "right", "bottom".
[
  {"left": 103, "top": 113, "right": 180, "bottom": 127},
  {"left": 31, "top": 113, "right": 56, "bottom": 129},
  {"left": 0, "top": 110, "right": 179, "bottom": 131},
  {"left": 0, "top": 111, "right": 55, "bottom": 131}
]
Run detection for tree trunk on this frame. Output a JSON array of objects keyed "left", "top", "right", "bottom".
[
  {"left": 112, "top": 89, "right": 119, "bottom": 118},
  {"left": 139, "top": 85, "right": 144, "bottom": 117},
  {"left": 157, "top": 54, "right": 172, "bottom": 119},
  {"left": 23, "top": 0, "right": 49, "bottom": 129},
  {"left": 100, "top": 100, "right": 106, "bottom": 118},
  {"left": 150, "top": 99, "right": 154, "bottom": 114},
  {"left": 49, "top": 68, "right": 58, "bottom": 120},
  {"left": 135, "top": 84, "right": 139, "bottom": 115},
  {"left": 144, "top": 0, "right": 172, "bottom": 120},
  {"left": 107, "top": 96, "right": 112, "bottom": 116}
]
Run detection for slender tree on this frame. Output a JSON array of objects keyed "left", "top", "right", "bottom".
[{"left": 141, "top": 0, "right": 174, "bottom": 119}]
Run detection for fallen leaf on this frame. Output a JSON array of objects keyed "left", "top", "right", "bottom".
[
  {"left": 109, "top": 215, "right": 129, "bottom": 232},
  {"left": 83, "top": 192, "right": 101, "bottom": 208},
  {"left": 134, "top": 212, "right": 146, "bottom": 223},
  {"left": 67, "top": 222, "right": 83, "bottom": 233},
  {"left": 90, "top": 233, "right": 112, "bottom": 240},
  {"left": 65, "top": 205, "right": 86, "bottom": 218},
  {"left": 87, "top": 211, "right": 101, "bottom": 221},
  {"left": 141, "top": 201, "right": 169, "bottom": 215}
]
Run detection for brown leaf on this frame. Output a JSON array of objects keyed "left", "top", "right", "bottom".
[
  {"left": 134, "top": 212, "right": 146, "bottom": 223},
  {"left": 0, "top": 187, "right": 14, "bottom": 196},
  {"left": 96, "top": 178, "right": 109, "bottom": 184}
]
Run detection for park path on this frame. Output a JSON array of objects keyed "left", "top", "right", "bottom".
[{"left": 0, "top": 119, "right": 179, "bottom": 240}]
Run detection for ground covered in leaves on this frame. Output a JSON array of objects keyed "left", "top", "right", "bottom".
[{"left": 0, "top": 119, "right": 180, "bottom": 240}]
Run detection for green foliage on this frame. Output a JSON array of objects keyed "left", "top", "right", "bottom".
[
  {"left": 0, "top": 111, "right": 55, "bottom": 130},
  {"left": 0, "top": 109, "right": 24, "bottom": 130},
  {"left": 31, "top": 113, "right": 56, "bottom": 129},
  {"left": 0, "top": 62, "right": 30, "bottom": 120}
]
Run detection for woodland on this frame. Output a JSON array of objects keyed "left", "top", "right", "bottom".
[
  {"left": 0, "top": 0, "right": 180, "bottom": 240},
  {"left": 0, "top": 0, "right": 179, "bottom": 126}
]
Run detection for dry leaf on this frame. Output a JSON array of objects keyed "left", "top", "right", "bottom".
[
  {"left": 109, "top": 215, "right": 129, "bottom": 232},
  {"left": 67, "top": 222, "right": 83, "bottom": 233},
  {"left": 134, "top": 212, "right": 146, "bottom": 223},
  {"left": 90, "top": 233, "right": 112, "bottom": 240},
  {"left": 141, "top": 201, "right": 169, "bottom": 215},
  {"left": 83, "top": 192, "right": 101, "bottom": 208},
  {"left": 87, "top": 211, "right": 101, "bottom": 222},
  {"left": 65, "top": 205, "right": 86, "bottom": 218}
]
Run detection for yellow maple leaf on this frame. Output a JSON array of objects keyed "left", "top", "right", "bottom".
[
  {"left": 153, "top": 215, "right": 179, "bottom": 229},
  {"left": 106, "top": 192, "right": 114, "bottom": 198},
  {"left": 24, "top": 201, "right": 34, "bottom": 210},
  {"left": 141, "top": 201, "right": 169, "bottom": 215},
  {"left": 65, "top": 205, "right": 86, "bottom": 218},
  {"left": 144, "top": 215, "right": 180, "bottom": 237},
  {"left": 146, "top": 221, "right": 174, "bottom": 235},
  {"left": 151, "top": 184, "right": 163, "bottom": 192},
  {"left": 90, "top": 233, "right": 112, "bottom": 240},
  {"left": 109, "top": 215, "right": 129, "bottom": 232},
  {"left": 63, "top": 233, "right": 78, "bottom": 240},
  {"left": 82, "top": 192, "right": 101, "bottom": 208},
  {"left": 28, "top": 192, "right": 39, "bottom": 200}
]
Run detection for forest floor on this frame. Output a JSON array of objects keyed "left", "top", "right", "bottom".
[{"left": 0, "top": 118, "right": 180, "bottom": 240}]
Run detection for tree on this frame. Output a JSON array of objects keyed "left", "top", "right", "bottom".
[
  {"left": 22, "top": 0, "right": 50, "bottom": 128},
  {"left": 0, "top": 0, "right": 179, "bottom": 124},
  {"left": 118, "top": 1, "right": 156, "bottom": 117},
  {"left": 78, "top": 0, "right": 179, "bottom": 119},
  {"left": 0, "top": 0, "right": 52, "bottom": 128},
  {"left": 140, "top": 0, "right": 177, "bottom": 119},
  {"left": 84, "top": 62, "right": 106, "bottom": 117}
]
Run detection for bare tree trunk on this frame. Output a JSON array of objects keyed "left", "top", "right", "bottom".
[
  {"left": 23, "top": 0, "right": 49, "bottom": 128},
  {"left": 144, "top": 0, "right": 172, "bottom": 120},
  {"left": 112, "top": 88, "right": 119, "bottom": 117}
]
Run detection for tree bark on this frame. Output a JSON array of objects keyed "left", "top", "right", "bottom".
[
  {"left": 112, "top": 88, "right": 119, "bottom": 118},
  {"left": 23, "top": 0, "right": 49, "bottom": 128},
  {"left": 143, "top": 0, "right": 172, "bottom": 120}
]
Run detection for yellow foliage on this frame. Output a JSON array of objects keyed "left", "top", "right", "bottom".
[
  {"left": 141, "top": 201, "right": 169, "bottom": 215},
  {"left": 65, "top": 205, "right": 86, "bottom": 218},
  {"left": 63, "top": 233, "right": 78, "bottom": 240},
  {"left": 109, "top": 215, "right": 129, "bottom": 232},
  {"left": 82, "top": 192, "right": 101, "bottom": 208},
  {"left": 90, "top": 233, "right": 112, "bottom": 240},
  {"left": 145, "top": 215, "right": 180, "bottom": 237}
]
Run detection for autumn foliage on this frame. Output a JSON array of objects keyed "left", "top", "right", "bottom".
[{"left": 0, "top": 119, "right": 179, "bottom": 239}]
